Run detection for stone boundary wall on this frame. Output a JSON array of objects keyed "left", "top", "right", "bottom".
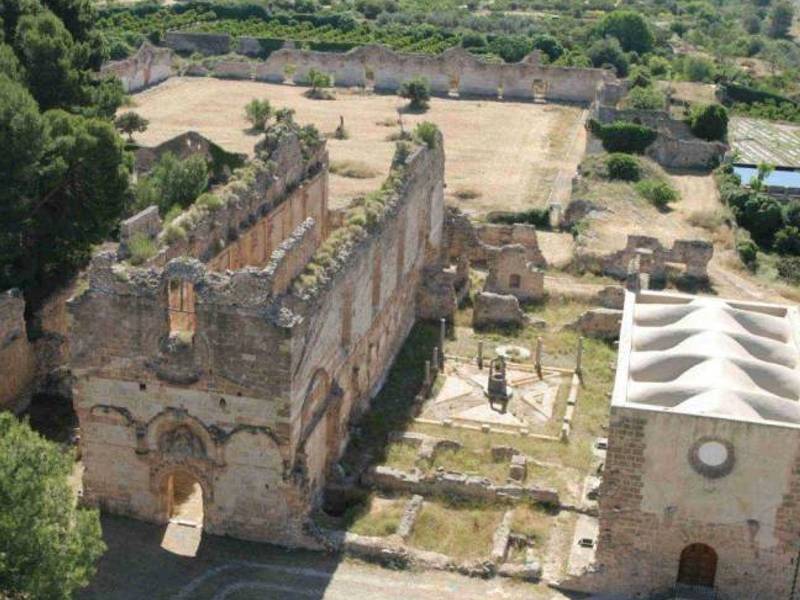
[
  {"left": 160, "top": 33, "right": 616, "bottom": 103},
  {"left": 591, "top": 103, "right": 728, "bottom": 170},
  {"left": 100, "top": 42, "right": 173, "bottom": 93},
  {"left": 0, "top": 289, "right": 35, "bottom": 412}
]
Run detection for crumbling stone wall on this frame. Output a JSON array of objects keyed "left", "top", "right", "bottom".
[
  {"left": 0, "top": 290, "right": 36, "bottom": 412},
  {"left": 578, "top": 235, "right": 713, "bottom": 281},
  {"left": 591, "top": 103, "right": 728, "bottom": 170},
  {"left": 69, "top": 126, "right": 445, "bottom": 547},
  {"left": 485, "top": 244, "right": 544, "bottom": 302},
  {"left": 164, "top": 31, "right": 232, "bottom": 55},
  {"left": 444, "top": 208, "right": 547, "bottom": 268},
  {"left": 100, "top": 43, "right": 173, "bottom": 93}
]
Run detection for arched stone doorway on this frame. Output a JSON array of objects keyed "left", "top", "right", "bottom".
[
  {"left": 166, "top": 470, "right": 204, "bottom": 527},
  {"left": 677, "top": 543, "right": 718, "bottom": 588}
]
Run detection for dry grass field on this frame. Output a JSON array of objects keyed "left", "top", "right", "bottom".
[{"left": 129, "top": 77, "right": 584, "bottom": 213}]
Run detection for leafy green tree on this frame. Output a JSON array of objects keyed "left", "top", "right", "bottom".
[
  {"left": 627, "top": 85, "right": 666, "bottom": 109},
  {"left": 488, "top": 34, "right": 533, "bottom": 63},
  {"left": 687, "top": 103, "right": 729, "bottom": 141},
  {"left": 737, "top": 194, "right": 783, "bottom": 246},
  {"left": 0, "top": 44, "right": 23, "bottom": 81},
  {"left": 597, "top": 10, "right": 654, "bottom": 54},
  {"left": 0, "top": 413, "right": 106, "bottom": 599},
  {"left": 149, "top": 152, "right": 209, "bottom": 214},
  {"left": 768, "top": 1, "right": 794, "bottom": 38},
  {"left": 737, "top": 238, "right": 759, "bottom": 267},
  {"left": 587, "top": 37, "right": 629, "bottom": 76},
  {"left": 784, "top": 200, "right": 800, "bottom": 228},
  {"left": 775, "top": 226, "right": 800, "bottom": 255},
  {"left": 244, "top": 98, "right": 271, "bottom": 131},
  {"left": 532, "top": 34, "right": 564, "bottom": 62},
  {"left": 460, "top": 31, "right": 487, "bottom": 49},
  {"left": 115, "top": 110, "right": 148, "bottom": 142},
  {"left": 399, "top": 76, "right": 431, "bottom": 111}
]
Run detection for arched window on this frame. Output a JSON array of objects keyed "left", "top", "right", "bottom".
[
  {"left": 677, "top": 543, "right": 718, "bottom": 588},
  {"left": 168, "top": 279, "right": 196, "bottom": 340}
]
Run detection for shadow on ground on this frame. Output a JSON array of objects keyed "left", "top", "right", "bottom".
[{"left": 80, "top": 515, "right": 342, "bottom": 600}]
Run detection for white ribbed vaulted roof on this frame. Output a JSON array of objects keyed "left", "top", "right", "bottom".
[{"left": 614, "top": 291, "right": 800, "bottom": 425}]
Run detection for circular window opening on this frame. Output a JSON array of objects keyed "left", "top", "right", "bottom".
[{"left": 689, "top": 437, "right": 735, "bottom": 479}]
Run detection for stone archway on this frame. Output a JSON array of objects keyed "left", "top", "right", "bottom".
[{"left": 677, "top": 543, "right": 718, "bottom": 588}]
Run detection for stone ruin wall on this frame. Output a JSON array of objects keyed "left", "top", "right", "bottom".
[
  {"left": 0, "top": 290, "right": 36, "bottom": 411},
  {"left": 576, "top": 234, "right": 713, "bottom": 282},
  {"left": 68, "top": 131, "right": 445, "bottom": 547},
  {"left": 591, "top": 103, "right": 728, "bottom": 170},
  {"left": 288, "top": 138, "right": 445, "bottom": 496},
  {"left": 572, "top": 406, "right": 800, "bottom": 599},
  {"left": 100, "top": 42, "right": 173, "bottom": 92},
  {"left": 117, "top": 36, "right": 617, "bottom": 103}
]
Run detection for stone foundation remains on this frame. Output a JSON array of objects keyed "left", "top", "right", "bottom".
[
  {"left": 69, "top": 119, "right": 446, "bottom": 547},
  {"left": 577, "top": 234, "right": 713, "bottom": 282},
  {"left": 0, "top": 290, "right": 36, "bottom": 411},
  {"left": 100, "top": 42, "right": 173, "bottom": 93},
  {"left": 484, "top": 244, "right": 544, "bottom": 303}
]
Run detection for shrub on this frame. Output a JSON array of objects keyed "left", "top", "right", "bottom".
[
  {"left": 737, "top": 238, "right": 759, "bottom": 267},
  {"left": 532, "top": 34, "right": 564, "bottom": 62},
  {"left": 414, "top": 121, "right": 439, "bottom": 149},
  {"left": 626, "top": 85, "right": 665, "bottom": 110},
  {"left": 329, "top": 160, "right": 378, "bottom": 179},
  {"left": 392, "top": 141, "right": 412, "bottom": 166},
  {"left": 647, "top": 55, "right": 671, "bottom": 77},
  {"left": 768, "top": 1, "right": 794, "bottom": 38},
  {"left": 399, "top": 76, "right": 431, "bottom": 111},
  {"left": 636, "top": 179, "right": 678, "bottom": 209},
  {"left": 784, "top": 200, "right": 800, "bottom": 228},
  {"left": 778, "top": 256, "right": 800, "bottom": 283},
  {"left": 244, "top": 98, "right": 272, "bottom": 131},
  {"left": 195, "top": 192, "right": 223, "bottom": 211},
  {"left": 163, "top": 221, "right": 187, "bottom": 244},
  {"left": 305, "top": 68, "right": 334, "bottom": 99},
  {"left": 606, "top": 153, "right": 641, "bottom": 181},
  {"left": 150, "top": 152, "right": 209, "bottom": 213},
  {"left": 682, "top": 54, "right": 716, "bottom": 82},
  {"left": 687, "top": 103, "right": 728, "bottom": 141},
  {"left": 775, "top": 226, "right": 800, "bottom": 255},
  {"left": 128, "top": 232, "right": 157, "bottom": 265},
  {"left": 488, "top": 34, "right": 533, "bottom": 63},
  {"left": 589, "top": 120, "right": 657, "bottom": 154},
  {"left": 487, "top": 208, "right": 550, "bottom": 228}
]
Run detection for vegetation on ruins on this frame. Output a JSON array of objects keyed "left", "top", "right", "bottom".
[
  {"left": 635, "top": 179, "right": 678, "bottom": 210},
  {"left": 686, "top": 103, "right": 729, "bottom": 142},
  {"left": 128, "top": 232, "right": 159, "bottom": 265},
  {"left": 244, "top": 97, "right": 272, "bottom": 130},
  {"left": 133, "top": 152, "right": 210, "bottom": 216},
  {"left": 588, "top": 120, "right": 657, "bottom": 154},
  {"left": 115, "top": 111, "right": 149, "bottom": 142},
  {"left": 0, "top": 413, "right": 105, "bottom": 599},
  {"left": 413, "top": 121, "right": 439, "bottom": 149},
  {"left": 398, "top": 76, "right": 431, "bottom": 111}
]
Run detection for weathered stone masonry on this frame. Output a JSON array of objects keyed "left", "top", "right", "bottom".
[{"left": 69, "top": 125, "right": 445, "bottom": 546}]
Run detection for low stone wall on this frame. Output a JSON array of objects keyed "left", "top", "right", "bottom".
[
  {"left": 577, "top": 234, "right": 713, "bottom": 281},
  {"left": 100, "top": 43, "right": 173, "bottom": 93},
  {"left": 0, "top": 290, "right": 36, "bottom": 412},
  {"left": 473, "top": 291, "right": 525, "bottom": 329},
  {"left": 362, "top": 465, "right": 560, "bottom": 505},
  {"left": 164, "top": 31, "right": 232, "bottom": 56},
  {"left": 568, "top": 308, "right": 622, "bottom": 341}
]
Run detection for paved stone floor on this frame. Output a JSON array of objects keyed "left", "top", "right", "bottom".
[{"left": 81, "top": 515, "right": 570, "bottom": 600}]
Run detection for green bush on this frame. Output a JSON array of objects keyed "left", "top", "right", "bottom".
[
  {"left": 606, "top": 153, "right": 641, "bottom": 181},
  {"left": 784, "top": 201, "right": 800, "bottom": 228},
  {"left": 774, "top": 226, "right": 800, "bottom": 255},
  {"left": 682, "top": 54, "right": 716, "bottom": 82},
  {"left": 414, "top": 121, "right": 439, "bottom": 149},
  {"left": 635, "top": 179, "right": 678, "bottom": 209},
  {"left": 150, "top": 152, "right": 209, "bottom": 214},
  {"left": 687, "top": 103, "right": 728, "bottom": 141},
  {"left": 737, "top": 194, "right": 783, "bottom": 247},
  {"left": 399, "top": 76, "right": 431, "bottom": 111},
  {"left": 589, "top": 119, "right": 657, "bottom": 154},
  {"left": 626, "top": 85, "right": 665, "bottom": 110},
  {"left": 587, "top": 37, "right": 629, "bottom": 76},
  {"left": 737, "top": 238, "right": 759, "bottom": 267},
  {"left": 777, "top": 256, "right": 800, "bottom": 284},
  {"left": 487, "top": 208, "right": 550, "bottom": 228}
]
